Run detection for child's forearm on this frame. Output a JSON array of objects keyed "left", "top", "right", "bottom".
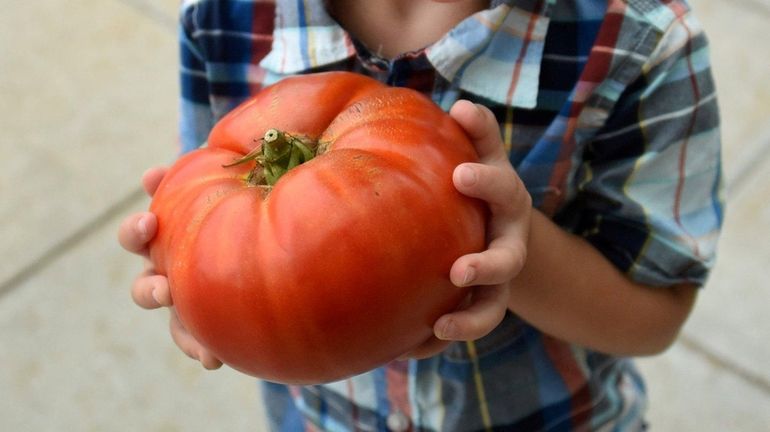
[{"left": 508, "top": 210, "right": 697, "bottom": 357}]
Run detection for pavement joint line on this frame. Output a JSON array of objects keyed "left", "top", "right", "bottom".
[
  {"left": 114, "top": 0, "right": 177, "bottom": 33},
  {"left": 3, "top": 187, "right": 767, "bottom": 399},
  {"left": 5, "top": 0, "right": 765, "bottom": 402},
  {"left": 739, "top": 0, "right": 770, "bottom": 15},
  {"left": 680, "top": 334, "right": 770, "bottom": 396},
  {"left": 0, "top": 187, "right": 147, "bottom": 301}
]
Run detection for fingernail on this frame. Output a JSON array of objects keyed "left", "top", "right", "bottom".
[
  {"left": 458, "top": 166, "right": 476, "bottom": 187},
  {"left": 137, "top": 216, "right": 149, "bottom": 238},
  {"left": 152, "top": 287, "right": 162, "bottom": 305},
  {"left": 462, "top": 267, "right": 476, "bottom": 286},
  {"left": 437, "top": 318, "right": 456, "bottom": 340}
]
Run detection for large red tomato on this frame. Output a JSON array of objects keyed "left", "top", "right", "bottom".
[{"left": 149, "top": 72, "right": 486, "bottom": 384}]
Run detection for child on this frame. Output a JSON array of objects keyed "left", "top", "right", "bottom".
[{"left": 118, "top": 0, "right": 723, "bottom": 429}]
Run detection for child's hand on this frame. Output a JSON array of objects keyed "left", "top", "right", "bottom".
[
  {"left": 436, "top": 101, "right": 532, "bottom": 343},
  {"left": 117, "top": 167, "right": 223, "bottom": 370}
]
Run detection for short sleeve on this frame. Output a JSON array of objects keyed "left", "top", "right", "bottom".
[
  {"left": 177, "top": 1, "right": 277, "bottom": 154},
  {"left": 564, "top": 11, "right": 724, "bottom": 287},
  {"left": 178, "top": 4, "right": 215, "bottom": 154}
]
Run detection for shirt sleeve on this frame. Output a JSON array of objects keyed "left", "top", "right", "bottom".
[
  {"left": 563, "top": 11, "right": 724, "bottom": 288},
  {"left": 177, "top": 2, "right": 276, "bottom": 154},
  {"left": 179, "top": 4, "right": 215, "bottom": 154}
]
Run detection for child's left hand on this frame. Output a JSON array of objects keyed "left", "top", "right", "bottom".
[{"left": 407, "top": 101, "right": 532, "bottom": 359}]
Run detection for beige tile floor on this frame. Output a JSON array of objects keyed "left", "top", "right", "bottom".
[{"left": 1, "top": 0, "right": 768, "bottom": 430}]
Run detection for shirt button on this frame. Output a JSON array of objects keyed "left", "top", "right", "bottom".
[{"left": 386, "top": 411, "right": 411, "bottom": 431}]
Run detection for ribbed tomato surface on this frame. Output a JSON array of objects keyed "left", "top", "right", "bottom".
[{"left": 149, "top": 72, "right": 486, "bottom": 384}]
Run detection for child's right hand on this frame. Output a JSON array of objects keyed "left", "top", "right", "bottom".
[{"left": 117, "top": 167, "right": 223, "bottom": 370}]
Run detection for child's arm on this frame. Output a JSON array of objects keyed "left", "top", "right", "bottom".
[
  {"left": 436, "top": 101, "right": 697, "bottom": 357},
  {"left": 118, "top": 168, "right": 223, "bottom": 370},
  {"left": 511, "top": 211, "right": 696, "bottom": 356}
]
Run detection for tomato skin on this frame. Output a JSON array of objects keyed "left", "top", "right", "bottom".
[{"left": 149, "top": 72, "right": 486, "bottom": 384}]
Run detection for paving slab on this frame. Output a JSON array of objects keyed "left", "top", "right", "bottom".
[
  {"left": 678, "top": 151, "right": 770, "bottom": 383},
  {"left": 636, "top": 343, "right": 770, "bottom": 431},
  {"left": 636, "top": 1, "right": 770, "bottom": 428},
  {"left": 2, "top": 0, "right": 769, "bottom": 431},
  {"left": 116, "top": 0, "right": 179, "bottom": 31},
  {"left": 0, "top": 0, "right": 178, "bottom": 286},
  {"left": 645, "top": 0, "right": 770, "bottom": 382},
  {"left": 688, "top": 0, "right": 770, "bottom": 180},
  {"left": 0, "top": 200, "right": 268, "bottom": 432},
  {"left": 639, "top": 151, "right": 770, "bottom": 427}
]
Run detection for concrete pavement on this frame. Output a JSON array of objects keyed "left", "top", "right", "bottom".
[{"left": 1, "top": 0, "right": 768, "bottom": 430}]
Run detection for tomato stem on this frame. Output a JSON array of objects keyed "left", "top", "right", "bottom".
[{"left": 223, "top": 129, "right": 318, "bottom": 186}]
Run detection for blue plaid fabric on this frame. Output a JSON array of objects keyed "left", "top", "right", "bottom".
[{"left": 178, "top": 0, "right": 723, "bottom": 430}]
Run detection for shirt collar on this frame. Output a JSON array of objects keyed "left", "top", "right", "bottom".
[
  {"left": 260, "top": 0, "right": 553, "bottom": 108},
  {"left": 259, "top": 0, "right": 355, "bottom": 74}
]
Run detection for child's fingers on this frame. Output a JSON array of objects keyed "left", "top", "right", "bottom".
[
  {"left": 198, "top": 350, "right": 224, "bottom": 370},
  {"left": 399, "top": 337, "right": 451, "bottom": 360},
  {"left": 142, "top": 166, "right": 168, "bottom": 197},
  {"left": 449, "top": 100, "right": 508, "bottom": 164},
  {"left": 169, "top": 310, "right": 223, "bottom": 370},
  {"left": 169, "top": 310, "right": 202, "bottom": 359},
  {"left": 433, "top": 285, "right": 509, "bottom": 341},
  {"left": 450, "top": 242, "right": 526, "bottom": 288},
  {"left": 131, "top": 271, "right": 172, "bottom": 309},
  {"left": 453, "top": 163, "right": 530, "bottom": 220},
  {"left": 117, "top": 212, "right": 157, "bottom": 255}
]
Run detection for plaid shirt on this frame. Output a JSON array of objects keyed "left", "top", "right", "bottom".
[{"left": 179, "top": 0, "right": 723, "bottom": 430}]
